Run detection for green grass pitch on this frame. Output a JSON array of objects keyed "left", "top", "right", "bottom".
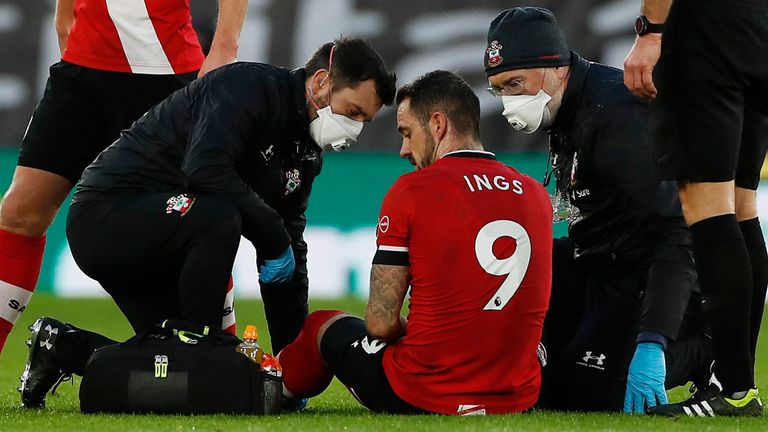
[{"left": 0, "top": 294, "right": 766, "bottom": 431}]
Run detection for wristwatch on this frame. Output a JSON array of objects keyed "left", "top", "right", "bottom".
[{"left": 635, "top": 15, "right": 664, "bottom": 36}]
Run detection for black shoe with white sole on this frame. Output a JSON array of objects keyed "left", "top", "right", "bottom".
[{"left": 18, "top": 317, "right": 76, "bottom": 408}]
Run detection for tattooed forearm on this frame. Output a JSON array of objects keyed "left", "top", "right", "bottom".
[{"left": 365, "top": 264, "right": 409, "bottom": 341}]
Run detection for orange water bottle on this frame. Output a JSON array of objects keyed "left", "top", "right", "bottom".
[{"left": 235, "top": 325, "right": 264, "bottom": 365}]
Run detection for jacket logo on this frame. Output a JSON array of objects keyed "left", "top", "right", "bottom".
[
  {"left": 154, "top": 355, "right": 169, "bottom": 378},
  {"left": 284, "top": 169, "right": 301, "bottom": 195},
  {"left": 576, "top": 351, "right": 606, "bottom": 370},
  {"left": 572, "top": 189, "right": 590, "bottom": 198},
  {"left": 583, "top": 351, "right": 606, "bottom": 365},
  {"left": 303, "top": 148, "right": 318, "bottom": 162},
  {"left": 261, "top": 144, "right": 274, "bottom": 163}
]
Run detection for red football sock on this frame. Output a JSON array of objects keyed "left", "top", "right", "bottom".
[
  {"left": 222, "top": 276, "right": 236, "bottom": 336},
  {"left": 0, "top": 230, "right": 45, "bottom": 354},
  {"left": 278, "top": 310, "right": 345, "bottom": 398}
]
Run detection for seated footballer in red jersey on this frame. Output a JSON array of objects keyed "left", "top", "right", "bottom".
[{"left": 277, "top": 70, "right": 553, "bottom": 415}]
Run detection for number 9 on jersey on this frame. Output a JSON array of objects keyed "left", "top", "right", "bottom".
[{"left": 475, "top": 220, "right": 531, "bottom": 311}]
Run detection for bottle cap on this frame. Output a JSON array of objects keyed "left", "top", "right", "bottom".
[{"left": 243, "top": 325, "right": 258, "bottom": 341}]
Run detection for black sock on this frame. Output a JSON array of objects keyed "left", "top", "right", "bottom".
[
  {"left": 739, "top": 217, "right": 768, "bottom": 366},
  {"left": 690, "top": 214, "right": 754, "bottom": 394}
]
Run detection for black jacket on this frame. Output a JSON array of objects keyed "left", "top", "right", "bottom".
[
  {"left": 74, "top": 62, "right": 321, "bottom": 273},
  {"left": 548, "top": 53, "right": 696, "bottom": 341}
]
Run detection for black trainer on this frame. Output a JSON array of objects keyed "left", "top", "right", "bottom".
[
  {"left": 18, "top": 317, "right": 75, "bottom": 408},
  {"left": 648, "top": 384, "right": 763, "bottom": 417}
]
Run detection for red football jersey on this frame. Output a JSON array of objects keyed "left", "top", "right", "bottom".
[
  {"left": 375, "top": 151, "right": 552, "bottom": 415},
  {"left": 63, "top": 0, "right": 204, "bottom": 74}
]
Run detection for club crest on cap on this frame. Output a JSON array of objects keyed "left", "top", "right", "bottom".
[{"left": 486, "top": 40, "right": 503, "bottom": 68}]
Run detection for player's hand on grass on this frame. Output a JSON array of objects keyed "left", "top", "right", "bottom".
[
  {"left": 623, "top": 34, "right": 661, "bottom": 99},
  {"left": 258, "top": 246, "right": 295, "bottom": 284},
  {"left": 624, "top": 342, "right": 668, "bottom": 414}
]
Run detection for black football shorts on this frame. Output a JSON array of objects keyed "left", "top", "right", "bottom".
[
  {"left": 320, "top": 317, "right": 426, "bottom": 414},
  {"left": 651, "top": 0, "right": 768, "bottom": 189},
  {"left": 19, "top": 61, "right": 195, "bottom": 184}
]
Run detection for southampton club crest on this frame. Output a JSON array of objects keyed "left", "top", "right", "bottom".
[
  {"left": 284, "top": 169, "right": 301, "bottom": 196},
  {"left": 165, "top": 193, "right": 196, "bottom": 216},
  {"left": 486, "top": 40, "right": 503, "bottom": 68}
]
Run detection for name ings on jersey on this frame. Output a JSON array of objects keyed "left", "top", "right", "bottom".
[{"left": 463, "top": 174, "right": 524, "bottom": 194}]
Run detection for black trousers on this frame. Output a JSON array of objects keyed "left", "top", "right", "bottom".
[
  {"left": 67, "top": 191, "right": 242, "bottom": 333},
  {"left": 539, "top": 239, "right": 712, "bottom": 411}
]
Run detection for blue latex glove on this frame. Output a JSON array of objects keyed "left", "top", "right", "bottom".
[
  {"left": 258, "top": 247, "right": 295, "bottom": 284},
  {"left": 624, "top": 342, "right": 668, "bottom": 414}
]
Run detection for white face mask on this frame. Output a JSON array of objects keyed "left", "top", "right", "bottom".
[
  {"left": 306, "top": 44, "right": 366, "bottom": 152},
  {"left": 501, "top": 90, "right": 552, "bottom": 134},
  {"left": 309, "top": 105, "right": 364, "bottom": 151}
]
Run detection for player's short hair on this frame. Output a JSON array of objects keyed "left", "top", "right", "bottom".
[
  {"left": 305, "top": 37, "right": 397, "bottom": 106},
  {"left": 395, "top": 71, "right": 480, "bottom": 140}
]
